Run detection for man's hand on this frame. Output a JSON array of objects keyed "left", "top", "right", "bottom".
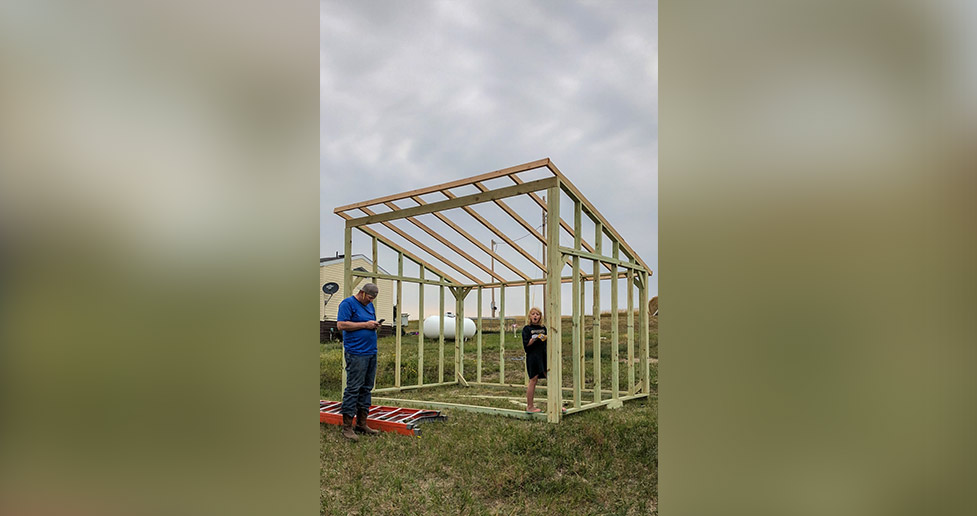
[{"left": 366, "top": 320, "right": 380, "bottom": 330}]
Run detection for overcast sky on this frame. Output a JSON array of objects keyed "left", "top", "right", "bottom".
[{"left": 321, "top": 0, "right": 657, "bottom": 315}]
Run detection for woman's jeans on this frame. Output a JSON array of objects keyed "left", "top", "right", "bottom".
[{"left": 342, "top": 352, "right": 377, "bottom": 417}]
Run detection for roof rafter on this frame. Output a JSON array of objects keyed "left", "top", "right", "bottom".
[
  {"left": 409, "top": 196, "right": 532, "bottom": 282},
  {"left": 359, "top": 207, "right": 483, "bottom": 284},
  {"left": 382, "top": 201, "right": 509, "bottom": 284}
]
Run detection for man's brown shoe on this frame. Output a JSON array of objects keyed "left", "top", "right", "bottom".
[
  {"left": 341, "top": 414, "right": 359, "bottom": 441},
  {"left": 355, "top": 408, "right": 380, "bottom": 435}
]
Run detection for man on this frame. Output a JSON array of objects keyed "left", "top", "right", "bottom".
[{"left": 335, "top": 282, "right": 382, "bottom": 441}]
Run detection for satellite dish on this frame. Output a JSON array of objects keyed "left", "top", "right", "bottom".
[{"left": 322, "top": 282, "right": 339, "bottom": 294}]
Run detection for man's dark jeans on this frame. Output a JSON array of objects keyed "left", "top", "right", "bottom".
[{"left": 342, "top": 352, "right": 377, "bottom": 417}]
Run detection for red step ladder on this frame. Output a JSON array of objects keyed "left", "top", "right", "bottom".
[{"left": 320, "top": 400, "right": 446, "bottom": 437}]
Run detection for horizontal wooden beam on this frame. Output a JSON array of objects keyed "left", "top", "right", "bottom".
[
  {"left": 372, "top": 382, "right": 455, "bottom": 394},
  {"left": 559, "top": 247, "right": 647, "bottom": 272},
  {"left": 351, "top": 269, "right": 447, "bottom": 286},
  {"left": 562, "top": 393, "right": 651, "bottom": 415},
  {"left": 334, "top": 158, "right": 553, "bottom": 214},
  {"left": 370, "top": 397, "right": 547, "bottom": 420},
  {"left": 473, "top": 270, "right": 628, "bottom": 289}
]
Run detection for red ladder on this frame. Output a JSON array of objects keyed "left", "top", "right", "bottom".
[{"left": 319, "top": 400, "right": 446, "bottom": 437}]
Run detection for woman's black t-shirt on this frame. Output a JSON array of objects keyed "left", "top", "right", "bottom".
[
  {"left": 522, "top": 324, "right": 546, "bottom": 352},
  {"left": 521, "top": 324, "right": 547, "bottom": 379}
]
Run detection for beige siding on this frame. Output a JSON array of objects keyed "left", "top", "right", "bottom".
[{"left": 320, "top": 257, "right": 394, "bottom": 322}]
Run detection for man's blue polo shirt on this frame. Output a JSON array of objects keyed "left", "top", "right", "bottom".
[{"left": 336, "top": 295, "right": 377, "bottom": 355}]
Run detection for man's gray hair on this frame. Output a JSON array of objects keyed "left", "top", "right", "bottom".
[{"left": 360, "top": 283, "right": 379, "bottom": 296}]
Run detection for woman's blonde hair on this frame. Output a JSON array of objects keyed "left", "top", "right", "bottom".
[{"left": 527, "top": 307, "right": 542, "bottom": 324}]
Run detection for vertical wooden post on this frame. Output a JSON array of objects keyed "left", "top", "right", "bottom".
[
  {"left": 545, "top": 184, "right": 563, "bottom": 423},
  {"left": 477, "top": 286, "right": 483, "bottom": 383},
  {"left": 439, "top": 282, "right": 445, "bottom": 383},
  {"left": 498, "top": 283, "right": 506, "bottom": 384},
  {"left": 342, "top": 225, "right": 352, "bottom": 394},
  {"left": 418, "top": 268, "right": 424, "bottom": 387},
  {"left": 611, "top": 242, "right": 620, "bottom": 401},
  {"left": 524, "top": 282, "right": 531, "bottom": 386},
  {"left": 454, "top": 287, "right": 463, "bottom": 382},
  {"left": 593, "top": 223, "right": 602, "bottom": 403},
  {"left": 371, "top": 235, "right": 378, "bottom": 287},
  {"left": 580, "top": 266, "right": 587, "bottom": 383},
  {"left": 639, "top": 270, "right": 650, "bottom": 395},
  {"left": 627, "top": 264, "right": 635, "bottom": 395},
  {"left": 571, "top": 200, "right": 582, "bottom": 408},
  {"left": 395, "top": 252, "right": 403, "bottom": 387}
]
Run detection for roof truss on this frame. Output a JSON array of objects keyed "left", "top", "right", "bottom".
[{"left": 334, "top": 158, "right": 651, "bottom": 287}]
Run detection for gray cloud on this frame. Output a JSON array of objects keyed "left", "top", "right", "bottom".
[{"left": 321, "top": 0, "right": 657, "bottom": 295}]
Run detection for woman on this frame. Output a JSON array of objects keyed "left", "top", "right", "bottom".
[{"left": 521, "top": 307, "right": 547, "bottom": 412}]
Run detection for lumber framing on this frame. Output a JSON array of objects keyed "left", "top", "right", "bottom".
[{"left": 332, "top": 159, "right": 653, "bottom": 423}]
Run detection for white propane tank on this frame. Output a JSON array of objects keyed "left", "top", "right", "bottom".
[{"left": 422, "top": 313, "right": 476, "bottom": 340}]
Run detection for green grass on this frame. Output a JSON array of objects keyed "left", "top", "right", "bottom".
[{"left": 321, "top": 312, "right": 658, "bottom": 515}]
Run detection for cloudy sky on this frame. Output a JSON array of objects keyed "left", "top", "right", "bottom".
[{"left": 321, "top": 0, "right": 657, "bottom": 314}]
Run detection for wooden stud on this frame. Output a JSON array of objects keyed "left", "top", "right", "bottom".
[
  {"left": 525, "top": 282, "right": 531, "bottom": 386},
  {"left": 418, "top": 268, "right": 425, "bottom": 387},
  {"left": 499, "top": 283, "right": 506, "bottom": 384},
  {"left": 611, "top": 242, "right": 620, "bottom": 402},
  {"left": 580, "top": 265, "right": 587, "bottom": 380},
  {"left": 593, "top": 222, "right": 602, "bottom": 404},
  {"left": 627, "top": 264, "right": 635, "bottom": 395},
  {"left": 571, "top": 200, "right": 582, "bottom": 408},
  {"left": 439, "top": 283, "right": 445, "bottom": 383},
  {"left": 477, "top": 286, "right": 483, "bottom": 383},
  {"left": 640, "top": 270, "right": 650, "bottom": 395},
  {"left": 454, "top": 287, "right": 463, "bottom": 383},
  {"left": 395, "top": 251, "right": 403, "bottom": 388}
]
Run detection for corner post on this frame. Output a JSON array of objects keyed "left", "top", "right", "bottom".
[
  {"left": 342, "top": 223, "right": 353, "bottom": 394},
  {"left": 545, "top": 183, "right": 563, "bottom": 423},
  {"left": 639, "top": 270, "right": 650, "bottom": 395}
]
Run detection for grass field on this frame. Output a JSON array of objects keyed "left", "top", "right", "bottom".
[{"left": 321, "top": 312, "right": 657, "bottom": 515}]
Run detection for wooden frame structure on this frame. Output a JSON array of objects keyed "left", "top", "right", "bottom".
[{"left": 334, "top": 158, "right": 653, "bottom": 423}]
